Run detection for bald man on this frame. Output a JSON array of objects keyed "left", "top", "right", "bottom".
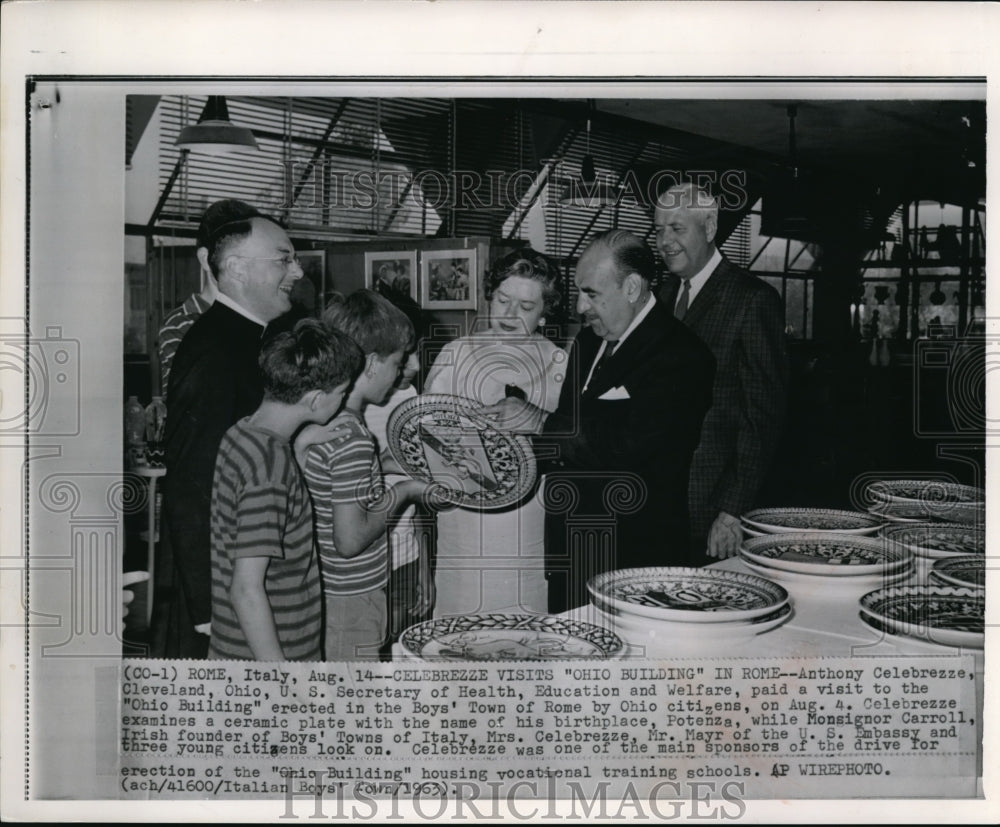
[
  {"left": 654, "top": 182, "right": 788, "bottom": 561},
  {"left": 161, "top": 210, "right": 304, "bottom": 657},
  {"left": 487, "top": 230, "right": 715, "bottom": 612}
]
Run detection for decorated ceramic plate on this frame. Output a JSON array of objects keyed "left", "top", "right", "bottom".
[
  {"left": 740, "top": 556, "right": 916, "bottom": 588},
  {"left": 399, "top": 614, "right": 625, "bottom": 661},
  {"left": 598, "top": 602, "right": 793, "bottom": 640},
  {"left": 867, "top": 503, "right": 926, "bottom": 524},
  {"left": 742, "top": 507, "right": 883, "bottom": 535},
  {"left": 865, "top": 481, "right": 985, "bottom": 524},
  {"left": 866, "top": 480, "right": 984, "bottom": 506},
  {"left": 882, "top": 524, "right": 985, "bottom": 559},
  {"left": 858, "top": 586, "right": 985, "bottom": 648},
  {"left": 739, "top": 532, "right": 911, "bottom": 577},
  {"left": 741, "top": 524, "right": 768, "bottom": 538},
  {"left": 587, "top": 567, "right": 788, "bottom": 623},
  {"left": 930, "top": 556, "right": 986, "bottom": 589},
  {"left": 386, "top": 394, "right": 536, "bottom": 510},
  {"left": 856, "top": 612, "right": 965, "bottom": 648}
]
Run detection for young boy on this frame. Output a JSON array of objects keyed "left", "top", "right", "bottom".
[
  {"left": 363, "top": 349, "right": 435, "bottom": 654},
  {"left": 301, "top": 290, "right": 439, "bottom": 661},
  {"left": 208, "top": 319, "right": 363, "bottom": 661}
]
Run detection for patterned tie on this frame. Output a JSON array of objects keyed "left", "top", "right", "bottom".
[{"left": 674, "top": 278, "right": 691, "bottom": 320}]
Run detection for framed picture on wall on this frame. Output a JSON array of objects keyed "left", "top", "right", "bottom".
[
  {"left": 365, "top": 250, "right": 418, "bottom": 304},
  {"left": 295, "top": 249, "right": 326, "bottom": 316},
  {"left": 420, "top": 249, "right": 478, "bottom": 310}
]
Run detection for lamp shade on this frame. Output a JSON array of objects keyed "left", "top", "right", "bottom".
[
  {"left": 176, "top": 96, "right": 258, "bottom": 155},
  {"left": 557, "top": 154, "right": 620, "bottom": 208}
]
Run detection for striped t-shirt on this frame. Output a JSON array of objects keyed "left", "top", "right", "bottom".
[
  {"left": 303, "top": 409, "right": 389, "bottom": 596},
  {"left": 158, "top": 292, "right": 212, "bottom": 397},
  {"left": 208, "top": 418, "right": 322, "bottom": 660}
]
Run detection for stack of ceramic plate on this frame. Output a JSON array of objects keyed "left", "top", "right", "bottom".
[
  {"left": 930, "top": 556, "right": 985, "bottom": 589},
  {"left": 865, "top": 480, "right": 985, "bottom": 526},
  {"left": 741, "top": 507, "right": 884, "bottom": 538},
  {"left": 739, "top": 532, "right": 915, "bottom": 586},
  {"left": 882, "top": 523, "right": 985, "bottom": 581},
  {"left": 858, "top": 585, "right": 985, "bottom": 648},
  {"left": 586, "top": 567, "right": 792, "bottom": 642},
  {"left": 398, "top": 613, "right": 625, "bottom": 661}
]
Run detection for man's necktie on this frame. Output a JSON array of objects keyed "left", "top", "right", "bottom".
[
  {"left": 594, "top": 340, "right": 618, "bottom": 375},
  {"left": 674, "top": 278, "right": 691, "bottom": 320}
]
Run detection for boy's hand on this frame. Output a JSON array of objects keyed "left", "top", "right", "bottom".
[
  {"left": 393, "top": 479, "right": 453, "bottom": 511},
  {"left": 413, "top": 557, "right": 436, "bottom": 617},
  {"left": 380, "top": 446, "right": 404, "bottom": 476},
  {"left": 479, "top": 397, "right": 545, "bottom": 434}
]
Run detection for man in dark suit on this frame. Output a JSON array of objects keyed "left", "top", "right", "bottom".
[
  {"left": 160, "top": 209, "right": 304, "bottom": 657},
  {"left": 487, "top": 230, "right": 714, "bottom": 612},
  {"left": 655, "top": 182, "right": 788, "bottom": 560}
]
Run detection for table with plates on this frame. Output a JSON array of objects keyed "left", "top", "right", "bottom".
[{"left": 392, "top": 478, "right": 986, "bottom": 788}]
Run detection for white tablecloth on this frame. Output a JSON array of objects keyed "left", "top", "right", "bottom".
[{"left": 393, "top": 556, "right": 984, "bottom": 783}]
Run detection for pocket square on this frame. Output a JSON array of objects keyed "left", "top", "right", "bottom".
[{"left": 598, "top": 385, "right": 631, "bottom": 400}]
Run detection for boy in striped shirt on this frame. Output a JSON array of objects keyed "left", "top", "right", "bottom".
[
  {"left": 300, "top": 290, "right": 440, "bottom": 660},
  {"left": 208, "top": 320, "right": 363, "bottom": 661}
]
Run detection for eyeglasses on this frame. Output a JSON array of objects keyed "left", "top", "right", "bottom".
[{"left": 231, "top": 254, "right": 302, "bottom": 270}]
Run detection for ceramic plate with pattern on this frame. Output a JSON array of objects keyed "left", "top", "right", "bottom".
[
  {"left": 867, "top": 503, "right": 926, "bottom": 524},
  {"left": 868, "top": 500, "right": 983, "bottom": 525},
  {"left": 930, "top": 556, "right": 986, "bottom": 589},
  {"left": 858, "top": 586, "right": 984, "bottom": 648},
  {"left": 587, "top": 567, "right": 788, "bottom": 623},
  {"left": 742, "top": 507, "right": 883, "bottom": 535},
  {"left": 386, "top": 394, "right": 536, "bottom": 510},
  {"left": 597, "top": 602, "right": 793, "bottom": 639},
  {"left": 866, "top": 480, "right": 984, "bottom": 506},
  {"left": 740, "top": 532, "right": 911, "bottom": 576},
  {"left": 865, "top": 481, "right": 985, "bottom": 524},
  {"left": 399, "top": 614, "right": 625, "bottom": 661},
  {"left": 740, "top": 556, "right": 916, "bottom": 588},
  {"left": 882, "top": 524, "right": 985, "bottom": 559}
]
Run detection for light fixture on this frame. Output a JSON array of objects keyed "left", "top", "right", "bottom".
[
  {"left": 176, "top": 95, "right": 258, "bottom": 155},
  {"left": 558, "top": 105, "right": 620, "bottom": 208}
]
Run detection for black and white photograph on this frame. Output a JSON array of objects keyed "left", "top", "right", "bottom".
[
  {"left": 1, "top": 1, "right": 998, "bottom": 824},
  {"left": 296, "top": 249, "right": 326, "bottom": 312},
  {"left": 365, "top": 251, "right": 418, "bottom": 303},
  {"left": 421, "top": 249, "right": 478, "bottom": 309}
]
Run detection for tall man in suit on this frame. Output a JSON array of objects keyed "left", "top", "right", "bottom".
[
  {"left": 654, "top": 182, "right": 788, "bottom": 560},
  {"left": 160, "top": 208, "right": 304, "bottom": 657},
  {"left": 487, "top": 230, "right": 714, "bottom": 612}
]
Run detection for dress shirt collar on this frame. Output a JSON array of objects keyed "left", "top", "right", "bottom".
[
  {"left": 215, "top": 292, "right": 268, "bottom": 329},
  {"left": 610, "top": 293, "right": 656, "bottom": 354},
  {"left": 679, "top": 247, "right": 722, "bottom": 307},
  {"left": 584, "top": 294, "right": 657, "bottom": 392}
]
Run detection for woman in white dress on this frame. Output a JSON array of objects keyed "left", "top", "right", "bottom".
[{"left": 424, "top": 249, "right": 567, "bottom": 616}]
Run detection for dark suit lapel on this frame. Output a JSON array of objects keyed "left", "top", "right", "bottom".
[
  {"left": 583, "top": 301, "right": 668, "bottom": 398},
  {"left": 661, "top": 274, "right": 681, "bottom": 309},
  {"left": 682, "top": 258, "right": 730, "bottom": 328},
  {"left": 568, "top": 327, "right": 603, "bottom": 399}
]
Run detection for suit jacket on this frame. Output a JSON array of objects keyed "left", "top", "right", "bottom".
[
  {"left": 660, "top": 257, "right": 788, "bottom": 546},
  {"left": 162, "top": 302, "right": 267, "bottom": 639},
  {"left": 539, "top": 299, "right": 714, "bottom": 612}
]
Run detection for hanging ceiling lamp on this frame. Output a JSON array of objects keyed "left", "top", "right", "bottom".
[
  {"left": 176, "top": 95, "right": 258, "bottom": 155},
  {"left": 559, "top": 104, "right": 620, "bottom": 208}
]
